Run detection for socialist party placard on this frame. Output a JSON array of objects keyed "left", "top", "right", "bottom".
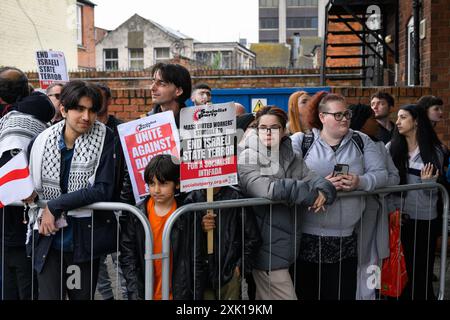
[
  {"left": 180, "top": 103, "right": 237, "bottom": 192},
  {"left": 118, "top": 111, "right": 180, "bottom": 204},
  {"left": 35, "top": 50, "right": 69, "bottom": 90}
]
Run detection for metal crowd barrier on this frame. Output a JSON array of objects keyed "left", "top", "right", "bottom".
[
  {"left": 2, "top": 201, "right": 153, "bottom": 300},
  {"left": 2, "top": 183, "right": 448, "bottom": 300},
  {"left": 161, "top": 183, "right": 449, "bottom": 300}
]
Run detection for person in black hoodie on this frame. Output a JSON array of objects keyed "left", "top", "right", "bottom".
[{"left": 184, "top": 186, "right": 261, "bottom": 300}]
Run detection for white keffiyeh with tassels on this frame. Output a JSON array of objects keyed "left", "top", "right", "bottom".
[
  {"left": 0, "top": 110, "right": 48, "bottom": 157},
  {"left": 26, "top": 120, "right": 106, "bottom": 243}
]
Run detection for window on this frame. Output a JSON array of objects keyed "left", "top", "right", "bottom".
[
  {"left": 154, "top": 47, "right": 170, "bottom": 64},
  {"left": 287, "top": 17, "right": 318, "bottom": 29},
  {"left": 260, "top": 39, "right": 278, "bottom": 43},
  {"left": 287, "top": 0, "right": 318, "bottom": 6},
  {"left": 259, "top": 0, "right": 279, "bottom": 7},
  {"left": 222, "top": 52, "right": 232, "bottom": 69},
  {"left": 195, "top": 51, "right": 210, "bottom": 65},
  {"left": 104, "top": 49, "right": 118, "bottom": 71},
  {"left": 195, "top": 51, "right": 233, "bottom": 69},
  {"left": 129, "top": 49, "right": 144, "bottom": 70},
  {"left": 260, "top": 18, "right": 279, "bottom": 29},
  {"left": 76, "top": 4, "right": 83, "bottom": 46}
]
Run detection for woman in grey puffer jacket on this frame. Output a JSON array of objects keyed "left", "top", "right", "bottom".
[{"left": 238, "top": 106, "right": 336, "bottom": 300}]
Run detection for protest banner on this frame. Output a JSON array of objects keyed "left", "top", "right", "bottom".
[
  {"left": 35, "top": 50, "right": 69, "bottom": 90},
  {"left": 180, "top": 103, "right": 237, "bottom": 254},
  {"left": 118, "top": 111, "right": 180, "bottom": 204},
  {"left": 179, "top": 102, "right": 237, "bottom": 192}
]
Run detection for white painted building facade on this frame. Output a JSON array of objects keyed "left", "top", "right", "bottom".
[
  {"left": 95, "top": 14, "right": 194, "bottom": 71},
  {"left": 0, "top": 0, "right": 79, "bottom": 71}
]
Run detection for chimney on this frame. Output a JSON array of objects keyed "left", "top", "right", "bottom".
[{"left": 239, "top": 38, "right": 247, "bottom": 47}]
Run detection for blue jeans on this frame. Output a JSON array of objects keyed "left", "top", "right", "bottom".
[{"left": 96, "top": 252, "right": 128, "bottom": 300}]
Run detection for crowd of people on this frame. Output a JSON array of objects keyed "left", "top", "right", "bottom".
[{"left": 0, "top": 63, "right": 448, "bottom": 301}]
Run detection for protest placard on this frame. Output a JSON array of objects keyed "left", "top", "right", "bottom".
[
  {"left": 35, "top": 50, "right": 69, "bottom": 90},
  {"left": 118, "top": 111, "right": 180, "bottom": 204},
  {"left": 179, "top": 103, "right": 237, "bottom": 193}
]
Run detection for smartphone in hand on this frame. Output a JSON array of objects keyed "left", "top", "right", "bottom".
[{"left": 333, "top": 164, "right": 349, "bottom": 177}]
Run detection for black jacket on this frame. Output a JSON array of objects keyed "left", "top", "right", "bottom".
[
  {"left": 184, "top": 186, "right": 261, "bottom": 291},
  {"left": 119, "top": 195, "right": 203, "bottom": 300},
  {"left": 147, "top": 103, "right": 186, "bottom": 129},
  {"left": 105, "top": 115, "right": 126, "bottom": 201},
  {"left": 27, "top": 126, "right": 118, "bottom": 273}
]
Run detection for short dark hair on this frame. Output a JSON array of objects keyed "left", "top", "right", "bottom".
[
  {"left": 0, "top": 66, "right": 29, "bottom": 104},
  {"left": 96, "top": 83, "right": 112, "bottom": 100},
  {"left": 192, "top": 83, "right": 211, "bottom": 92},
  {"left": 417, "top": 95, "right": 443, "bottom": 110},
  {"left": 370, "top": 91, "right": 394, "bottom": 108},
  {"left": 255, "top": 106, "right": 288, "bottom": 129},
  {"left": 144, "top": 154, "right": 180, "bottom": 186},
  {"left": 60, "top": 80, "right": 102, "bottom": 113},
  {"left": 151, "top": 63, "right": 192, "bottom": 104}
]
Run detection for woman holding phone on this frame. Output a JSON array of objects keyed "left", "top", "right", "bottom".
[{"left": 290, "top": 92, "right": 388, "bottom": 300}]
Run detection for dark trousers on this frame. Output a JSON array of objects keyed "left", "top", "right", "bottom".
[
  {"left": 296, "top": 257, "right": 358, "bottom": 300},
  {"left": 37, "top": 249, "right": 100, "bottom": 300},
  {"left": 400, "top": 218, "right": 439, "bottom": 300},
  {"left": 2, "top": 246, "right": 37, "bottom": 300}
]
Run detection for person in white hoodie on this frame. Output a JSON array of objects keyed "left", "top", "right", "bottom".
[{"left": 290, "top": 92, "right": 388, "bottom": 300}]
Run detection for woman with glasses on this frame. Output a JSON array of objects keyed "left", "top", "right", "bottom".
[
  {"left": 287, "top": 90, "right": 311, "bottom": 134},
  {"left": 387, "top": 104, "right": 445, "bottom": 300},
  {"left": 290, "top": 92, "right": 388, "bottom": 300},
  {"left": 238, "top": 106, "right": 336, "bottom": 300}
]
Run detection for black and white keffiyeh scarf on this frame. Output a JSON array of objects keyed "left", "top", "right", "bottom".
[
  {"left": 0, "top": 111, "right": 48, "bottom": 157},
  {"left": 27, "top": 120, "right": 106, "bottom": 241}
]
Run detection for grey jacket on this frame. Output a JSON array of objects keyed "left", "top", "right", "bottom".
[
  {"left": 238, "top": 130, "right": 336, "bottom": 271},
  {"left": 356, "top": 141, "right": 400, "bottom": 264},
  {"left": 291, "top": 128, "right": 389, "bottom": 237}
]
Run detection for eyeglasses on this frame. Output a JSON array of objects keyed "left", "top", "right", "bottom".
[
  {"left": 48, "top": 93, "right": 61, "bottom": 100},
  {"left": 257, "top": 125, "right": 282, "bottom": 133},
  {"left": 150, "top": 78, "right": 168, "bottom": 87},
  {"left": 321, "top": 110, "right": 352, "bottom": 121}
]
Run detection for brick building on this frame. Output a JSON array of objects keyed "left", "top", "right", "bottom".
[
  {"left": 322, "top": 0, "right": 450, "bottom": 141},
  {"left": 77, "top": 0, "right": 97, "bottom": 70}
]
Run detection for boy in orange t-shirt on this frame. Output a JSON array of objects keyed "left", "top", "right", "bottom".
[{"left": 120, "top": 154, "right": 201, "bottom": 300}]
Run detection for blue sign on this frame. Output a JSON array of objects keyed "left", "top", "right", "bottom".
[{"left": 186, "top": 87, "right": 331, "bottom": 113}]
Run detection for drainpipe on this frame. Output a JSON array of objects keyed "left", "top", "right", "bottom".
[
  {"left": 279, "top": 0, "right": 287, "bottom": 44},
  {"left": 413, "top": 0, "right": 420, "bottom": 85}
]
